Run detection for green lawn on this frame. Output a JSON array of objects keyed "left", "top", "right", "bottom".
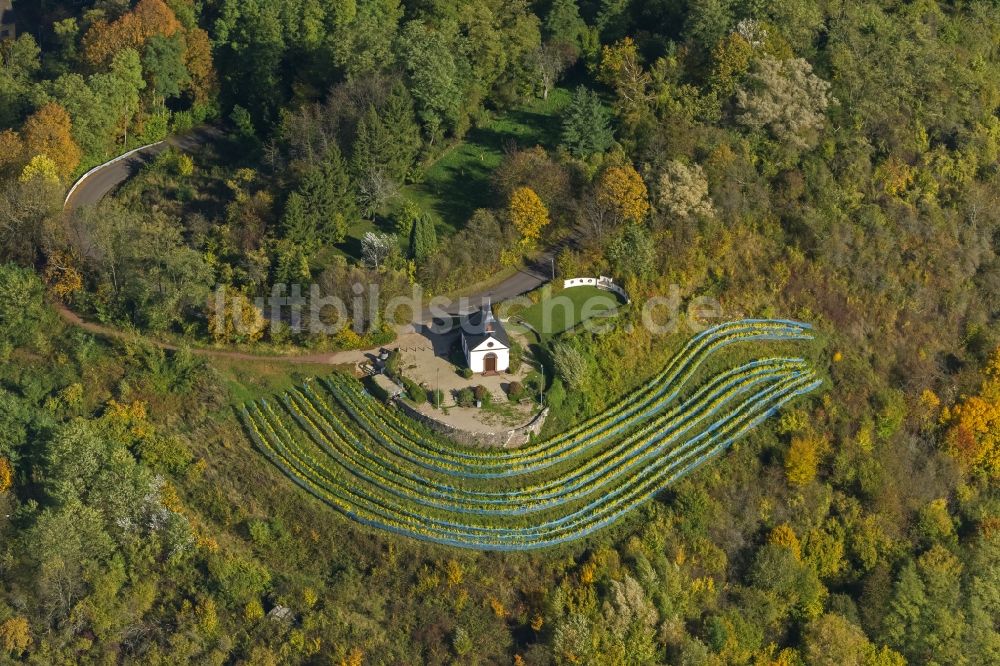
[
  {"left": 403, "top": 87, "right": 572, "bottom": 234},
  {"left": 517, "top": 286, "right": 623, "bottom": 339},
  {"left": 330, "top": 88, "right": 571, "bottom": 262}
]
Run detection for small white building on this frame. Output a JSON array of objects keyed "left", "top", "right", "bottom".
[{"left": 461, "top": 306, "right": 510, "bottom": 375}]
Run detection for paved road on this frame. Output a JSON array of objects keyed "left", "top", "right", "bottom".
[
  {"left": 64, "top": 127, "right": 223, "bottom": 210},
  {"left": 422, "top": 253, "right": 554, "bottom": 322},
  {"left": 58, "top": 128, "right": 556, "bottom": 362}
]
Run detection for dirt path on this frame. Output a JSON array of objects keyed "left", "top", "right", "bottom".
[{"left": 54, "top": 303, "right": 376, "bottom": 365}]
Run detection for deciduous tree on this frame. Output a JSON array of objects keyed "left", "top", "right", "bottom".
[
  {"left": 597, "top": 37, "right": 652, "bottom": 125},
  {"left": 941, "top": 347, "right": 1000, "bottom": 479},
  {"left": 0, "top": 616, "right": 30, "bottom": 656},
  {"left": 606, "top": 223, "right": 654, "bottom": 279},
  {"left": 142, "top": 33, "right": 190, "bottom": 103},
  {"left": 785, "top": 435, "right": 821, "bottom": 486},
  {"left": 596, "top": 163, "right": 650, "bottom": 225},
  {"left": 396, "top": 20, "right": 461, "bottom": 141},
  {"left": 0, "top": 456, "right": 12, "bottom": 493},
  {"left": 22, "top": 102, "right": 81, "bottom": 179},
  {"left": 651, "top": 160, "right": 715, "bottom": 221},
  {"left": 207, "top": 287, "right": 267, "bottom": 345},
  {"left": 737, "top": 56, "right": 832, "bottom": 150},
  {"left": 509, "top": 187, "right": 550, "bottom": 249},
  {"left": 82, "top": 0, "right": 181, "bottom": 67},
  {"left": 362, "top": 231, "right": 396, "bottom": 270}
]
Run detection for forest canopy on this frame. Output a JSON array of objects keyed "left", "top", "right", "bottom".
[{"left": 0, "top": 0, "right": 999, "bottom": 664}]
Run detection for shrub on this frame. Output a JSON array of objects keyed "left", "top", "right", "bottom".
[
  {"left": 459, "top": 367, "right": 473, "bottom": 379},
  {"left": 473, "top": 385, "right": 490, "bottom": 406},
  {"left": 429, "top": 389, "right": 445, "bottom": 407},
  {"left": 524, "top": 371, "right": 545, "bottom": 398},
  {"left": 507, "top": 381, "right": 525, "bottom": 402},
  {"left": 404, "top": 379, "right": 427, "bottom": 404},
  {"left": 384, "top": 349, "right": 402, "bottom": 377},
  {"left": 456, "top": 388, "right": 475, "bottom": 407}
]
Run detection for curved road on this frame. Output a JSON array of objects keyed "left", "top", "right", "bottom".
[
  {"left": 64, "top": 127, "right": 224, "bottom": 209},
  {"left": 59, "top": 129, "right": 554, "bottom": 363}
]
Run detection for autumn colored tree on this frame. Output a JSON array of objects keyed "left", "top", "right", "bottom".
[
  {"left": 493, "top": 147, "right": 571, "bottom": 212},
  {"left": 0, "top": 616, "right": 30, "bottom": 656},
  {"left": 508, "top": 187, "right": 550, "bottom": 249},
  {"left": 19, "top": 155, "right": 61, "bottom": 184},
  {"left": 597, "top": 37, "right": 651, "bottom": 126},
  {"left": 651, "top": 160, "right": 715, "bottom": 221},
  {"left": 43, "top": 251, "right": 84, "bottom": 300},
  {"left": 737, "top": 56, "right": 833, "bottom": 150},
  {"left": 183, "top": 27, "right": 217, "bottom": 104},
  {"left": 710, "top": 30, "right": 754, "bottom": 97},
  {"left": 133, "top": 0, "right": 182, "bottom": 42},
  {"left": 207, "top": 287, "right": 267, "bottom": 345},
  {"left": 340, "top": 648, "right": 365, "bottom": 666},
  {"left": 82, "top": 0, "right": 181, "bottom": 67},
  {"left": 769, "top": 523, "right": 802, "bottom": 560},
  {"left": 22, "top": 103, "right": 81, "bottom": 179},
  {"left": 941, "top": 347, "right": 1000, "bottom": 479},
  {"left": 0, "top": 456, "right": 12, "bottom": 493},
  {"left": 785, "top": 435, "right": 821, "bottom": 486},
  {"left": 596, "top": 163, "right": 650, "bottom": 225},
  {"left": 0, "top": 130, "right": 24, "bottom": 175},
  {"left": 804, "top": 613, "right": 904, "bottom": 666}
]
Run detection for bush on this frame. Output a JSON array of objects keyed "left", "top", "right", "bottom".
[
  {"left": 507, "top": 381, "right": 525, "bottom": 402},
  {"left": 384, "top": 349, "right": 402, "bottom": 377},
  {"left": 459, "top": 367, "right": 473, "bottom": 379},
  {"left": 403, "top": 378, "right": 427, "bottom": 404},
  {"left": 524, "top": 371, "right": 545, "bottom": 398},
  {"left": 456, "top": 388, "right": 475, "bottom": 407},
  {"left": 429, "top": 389, "right": 445, "bottom": 407}
]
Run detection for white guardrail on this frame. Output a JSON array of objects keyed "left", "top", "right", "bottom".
[
  {"left": 562, "top": 275, "right": 631, "bottom": 303},
  {"left": 64, "top": 140, "right": 166, "bottom": 208}
]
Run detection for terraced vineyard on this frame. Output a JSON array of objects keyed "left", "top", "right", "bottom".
[{"left": 241, "top": 320, "right": 822, "bottom": 551}]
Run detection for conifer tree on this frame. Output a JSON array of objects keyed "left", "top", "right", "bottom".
[
  {"left": 280, "top": 191, "right": 314, "bottom": 249},
  {"left": 561, "top": 86, "right": 614, "bottom": 158},
  {"left": 297, "top": 145, "right": 355, "bottom": 245},
  {"left": 410, "top": 211, "right": 438, "bottom": 262},
  {"left": 352, "top": 85, "right": 421, "bottom": 184}
]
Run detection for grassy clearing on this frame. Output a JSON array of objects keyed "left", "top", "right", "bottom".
[
  {"left": 518, "top": 286, "right": 624, "bottom": 340},
  {"left": 332, "top": 89, "right": 571, "bottom": 262},
  {"left": 403, "top": 87, "right": 572, "bottom": 234},
  {"left": 207, "top": 356, "right": 351, "bottom": 405}
]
